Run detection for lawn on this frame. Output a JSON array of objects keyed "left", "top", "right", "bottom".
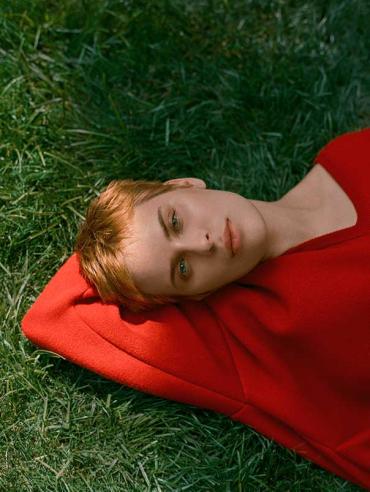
[{"left": 1, "top": 0, "right": 369, "bottom": 490}]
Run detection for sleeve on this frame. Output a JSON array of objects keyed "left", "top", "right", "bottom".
[{"left": 21, "top": 253, "right": 244, "bottom": 416}]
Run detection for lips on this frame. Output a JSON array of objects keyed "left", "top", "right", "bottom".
[
  {"left": 228, "top": 218, "right": 241, "bottom": 254},
  {"left": 223, "top": 218, "right": 241, "bottom": 256},
  {"left": 223, "top": 219, "right": 233, "bottom": 255}
]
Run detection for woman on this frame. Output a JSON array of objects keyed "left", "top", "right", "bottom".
[
  {"left": 22, "top": 128, "right": 370, "bottom": 489},
  {"left": 74, "top": 147, "right": 355, "bottom": 312}
]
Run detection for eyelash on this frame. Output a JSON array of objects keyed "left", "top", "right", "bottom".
[
  {"left": 170, "top": 209, "right": 190, "bottom": 280},
  {"left": 171, "top": 209, "right": 182, "bottom": 232}
]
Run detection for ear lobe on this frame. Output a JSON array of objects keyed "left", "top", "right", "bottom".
[{"left": 164, "top": 177, "right": 206, "bottom": 189}]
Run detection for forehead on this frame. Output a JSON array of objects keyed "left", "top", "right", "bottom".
[
  {"left": 123, "top": 192, "right": 176, "bottom": 288},
  {"left": 148, "top": 185, "right": 194, "bottom": 203},
  {"left": 142, "top": 184, "right": 216, "bottom": 209}
]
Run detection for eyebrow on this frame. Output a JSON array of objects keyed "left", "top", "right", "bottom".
[{"left": 158, "top": 206, "right": 177, "bottom": 288}]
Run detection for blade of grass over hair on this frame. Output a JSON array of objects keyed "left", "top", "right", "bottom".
[{"left": 1, "top": 0, "right": 369, "bottom": 490}]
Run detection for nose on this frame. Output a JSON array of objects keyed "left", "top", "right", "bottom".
[{"left": 174, "top": 230, "right": 214, "bottom": 255}]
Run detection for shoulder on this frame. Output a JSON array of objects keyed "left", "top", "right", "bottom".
[{"left": 315, "top": 128, "right": 370, "bottom": 162}]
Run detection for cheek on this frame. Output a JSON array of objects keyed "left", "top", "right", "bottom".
[{"left": 197, "top": 261, "right": 229, "bottom": 289}]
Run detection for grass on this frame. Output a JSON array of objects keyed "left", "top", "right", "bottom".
[{"left": 1, "top": 0, "right": 369, "bottom": 490}]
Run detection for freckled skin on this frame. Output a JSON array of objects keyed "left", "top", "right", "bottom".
[{"left": 124, "top": 177, "right": 319, "bottom": 299}]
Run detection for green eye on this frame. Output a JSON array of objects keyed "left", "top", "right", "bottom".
[
  {"left": 171, "top": 210, "right": 181, "bottom": 230},
  {"left": 178, "top": 258, "right": 188, "bottom": 278},
  {"left": 171, "top": 210, "right": 189, "bottom": 279}
]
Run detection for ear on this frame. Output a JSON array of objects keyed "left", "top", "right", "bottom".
[{"left": 163, "top": 177, "right": 206, "bottom": 189}]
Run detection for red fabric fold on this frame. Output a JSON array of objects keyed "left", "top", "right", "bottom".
[{"left": 22, "top": 128, "right": 370, "bottom": 490}]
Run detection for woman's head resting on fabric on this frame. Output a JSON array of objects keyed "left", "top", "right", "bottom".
[{"left": 74, "top": 176, "right": 318, "bottom": 312}]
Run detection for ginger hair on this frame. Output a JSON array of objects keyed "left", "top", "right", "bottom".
[{"left": 74, "top": 178, "right": 193, "bottom": 312}]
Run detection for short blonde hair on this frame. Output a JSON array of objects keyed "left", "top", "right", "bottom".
[{"left": 74, "top": 178, "right": 194, "bottom": 312}]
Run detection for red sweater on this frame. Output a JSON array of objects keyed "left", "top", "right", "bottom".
[{"left": 22, "top": 128, "right": 370, "bottom": 489}]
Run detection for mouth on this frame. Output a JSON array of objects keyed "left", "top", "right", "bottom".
[
  {"left": 223, "top": 219, "right": 233, "bottom": 255},
  {"left": 223, "top": 218, "right": 241, "bottom": 256}
]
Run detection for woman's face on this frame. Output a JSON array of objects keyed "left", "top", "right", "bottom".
[{"left": 124, "top": 177, "right": 269, "bottom": 299}]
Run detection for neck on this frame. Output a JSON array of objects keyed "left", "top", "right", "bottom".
[{"left": 250, "top": 195, "right": 322, "bottom": 261}]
